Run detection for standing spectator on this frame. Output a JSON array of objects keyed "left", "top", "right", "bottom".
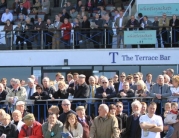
[
  {"left": 53, "top": 0, "right": 59, "bottom": 7},
  {"left": 0, "top": 113, "right": 18, "bottom": 138},
  {"left": 169, "top": 15, "right": 179, "bottom": 47},
  {"left": 53, "top": 81, "right": 69, "bottom": 99},
  {"left": 81, "top": 15, "right": 90, "bottom": 46},
  {"left": 153, "top": 16, "right": 160, "bottom": 47},
  {"left": 1, "top": 78, "right": 10, "bottom": 93},
  {"left": 63, "top": 113, "right": 83, "bottom": 137},
  {"left": 22, "top": 0, "right": 30, "bottom": 12},
  {"left": 126, "top": 75, "right": 134, "bottom": 86},
  {"left": 142, "top": 16, "right": 152, "bottom": 30},
  {"left": 42, "top": 0, "right": 50, "bottom": 14},
  {"left": 166, "top": 68, "right": 174, "bottom": 83},
  {"left": 130, "top": 73, "right": 140, "bottom": 91},
  {"left": 126, "top": 15, "right": 139, "bottom": 30},
  {"left": 19, "top": 114, "right": 43, "bottom": 138},
  {"left": 0, "top": 109, "right": 6, "bottom": 125},
  {"left": 52, "top": 15, "right": 62, "bottom": 49},
  {"left": 0, "top": 83, "right": 7, "bottom": 102},
  {"left": 76, "top": 0, "right": 83, "bottom": 12},
  {"left": 12, "top": 0, "right": 20, "bottom": 13},
  {"left": 79, "top": 6, "right": 89, "bottom": 18},
  {"left": 114, "top": 72, "right": 126, "bottom": 92},
  {"left": 123, "top": 100, "right": 142, "bottom": 138},
  {"left": 65, "top": 2, "right": 72, "bottom": 14},
  {"left": 135, "top": 80, "right": 149, "bottom": 99},
  {"left": 32, "top": 0, "right": 41, "bottom": 14},
  {"left": 42, "top": 113, "right": 63, "bottom": 138},
  {"left": 42, "top": 77, "right": 56, "bottom": 98},
  {"left": 140, "top": 102, "right": 163, "bottom": 138},
  {"left": 140, "top": 102, "right": 147, "bottom": 115},
  {"left": 61, "top": 8, "right": 70, "bottom": 20},
  {"left": 16, "top": 2, "right": 27, "bottom": 16},
  {"left": 15, "top": 101, "right": 29, "bottom": 117},
  {"left": 90, "top": 104, "right": 120, "bottom": 138},
  {"left": 102, "top": 14, "right": 113, "bottom": 48},
  {"left": 164, "top": 74, "right": 171, "bottom": 85},
  {"left": 70, "top": 8, "right": 78, "bottom": 20},
  {"left": 59, "top": 99, "right": 76, "bottom": 124},
  {"left": 113, "top": 74, "right": 119, "bottom": 83},
  {"left": 60, "top": 18, "right": 72, "bottom": 48},
  {"left": 117, "top": 81, "right": 134, "bottom": 98},
  {"left": 76, "top": 106, "right": 92, "bottom": 138},
  {"left": 67, "top": 73, "right": 74, "bottom": 85},
  {"left": 6, "top": 79, "right": 27, "bottom": 106},
  {"left": 11, "top": 110, "right": 25, "bottom": 132},
  {"left": 14, "top": 23, "right": 24, "bottom": 50},
  {"left": 1, "top": 8, "right": 13, "bottom": 24},
  {"left": 45, "top": 19, "right": 53, "bottom": 49},
  {"left": 113, "top": 10, "right": 120, "bottom": 22},
  {"left": 85, "top": 0, "right": 94, "bottom": 16},
  {"left": 53, "top": 72, "right": 61, "bottom": 86},
  {"left": 24, "top": 17, "right": 33, "bottom": 49},
  {"left": 159, "top": 13, "right": 170, "bottom": 47},
  {"left": 144, "top": 73, "right": 155, "bottom": 91},
  {"left": 0, "top": 0, "right": 7, "bottom": 14},
  {"left": 98, "top": 6, "right": 106, "bottom": 18},
  {"left": 149, "top": 75, "right": 171, "bottom": 115},
  {"left": 138, "top": 13, "right": 143, "bottom": 29}
]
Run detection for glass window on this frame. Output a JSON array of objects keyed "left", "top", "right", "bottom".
[
  {"left": 43, "top": 66, "right": 92, "bottom": 70},
  {"left": 43, "top": 72, "right": 66, "bottom": 82},
  {"left": 0, "top": 67, "right": 31, "bottom": 85},
  {"left": 94, "top": 66, "right": 102, "bottom": 70}
]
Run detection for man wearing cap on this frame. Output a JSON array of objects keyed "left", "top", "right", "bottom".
[
  {"left": 19, "top": 113, "right": 43, "bottom": 138},
  {"left": 76, "top": 106, "right": 92, "bottom": 138},
  {"left": 71, "top": 74, "right": 89, "bottom": 110},
  {"left": 59, "top": 99, "right": 76, "bottom": 124},
  {"left": 16, "top": 101, "right": 29, "bottom": 117},
  {"left": 42, "top": 113, "right": 63, "bottom": 138}
]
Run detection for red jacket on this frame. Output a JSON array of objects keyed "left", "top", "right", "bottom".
[
  {"left": 18, "top": 121, "right": 43, "bottom": 138},
  {"left": 23, "top": 0, "right": 31, "bottom": 9},
  {"left": 60, "top": 23, "right": 72, "bottom": 40}
]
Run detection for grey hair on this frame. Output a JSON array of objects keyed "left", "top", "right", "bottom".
[
  {"left": 12, "top": 110, "right": 22, "bottom": 117},
  {"left": 43, "top": 77, "right": 50, "bottom": 82},
  {"left": 99, "top": 104, "right": 109, "bottom": 112},
  {"left": 131, "top": 100, "right": 142, "bottom": 109},
  {"left": 164, "top": 74, "right": 170, "bottom": 82},
  {"left": 89, "top": 76, "right": 95, "bottom": 80},
  {"left": 25, "top": 17, "right": 30, "bottom": 22},
  {"left": 62, "top": 99, "right": 71, "bottom": 104},
  {"left": 12, "top": 79, "right": 20, "bottom": 85},
  {"left": 167, "top": 68, "right": 174, "bottom": 74},
  {"left": 27, "top": 78, "right": 34, "bottom": 83},
  {"left": 158, "top": 75, "right": 164, "bottom": 79}
]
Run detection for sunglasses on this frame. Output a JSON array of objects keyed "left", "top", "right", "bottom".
[
  {"left": 102, "top": 82, "right": 107, "bottom": 84},
  {"left": 134, "top": 77, "right": 138, "bottom": 79},
  {"left": 62, "top": 104, "right": 70, "bottom": 106},
  {"left": 59, "top": 78, "right": 64, "bottom": 79},
  {"left": 116, "top": 105, "right": 122, "bottom": 108},
  {"left": 127, "top": 78, "right": 132, "bottom": 80},
  {"left": 120, "top": 76, "right": 125, "bottom": 78},
  {"left": 36, "top": 88, "right": 41, "bottom": 89}
]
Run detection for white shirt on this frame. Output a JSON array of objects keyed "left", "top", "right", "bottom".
[
  {"left": 145, "top": 81, "right": 151, "bottom": 91},
  {"left": 119, "top": 17, "right": 123, "bottom": 27},
  {"left": 114, "top": 14, "right": 120, "bottom": 21},
  {"left": 118, "top": 82, "right": 123, "bottom": 91},
  {"left": 168, "top": 86, "right": 179, "bottom": 102},
  {"left": 1, "top": 12, "right": 13, "bottom": 22},
  {"left": 140, "top": 114, "right": 163, "bottom": 138}
]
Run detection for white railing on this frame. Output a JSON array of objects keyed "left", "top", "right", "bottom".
[{"left": 123, "top": 0, "right": 134, "bottom": 17}]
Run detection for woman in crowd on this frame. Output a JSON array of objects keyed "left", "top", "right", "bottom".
[
  {"left": 135, "top": 80, "right": 149, "bottom": 101},
  {"left": 53, "top": 81, "right": 69, "bottom": 99},
  {"left": 63, "top": 113, "right": 83, "bottom": 138},
  {"left": 3, "top": 19, "right": 13, "bottom": 48},
  {"left": 109, "top": 104, "right": 122, "bottom": 131},
  {"left": 11, "top": 110, "right": 25, "bottom": 132},
  {"left": 85, "top": 0, "right": 94, "bottom": 17},
  {"left": 108, "top": 79, "right": 114, "bottom": 88},
  {"left": 0, "top": 109, "right": 6, "bottom": 125},
  {"left": 32, "top": 0, "right": 41, "bottom": 14}
]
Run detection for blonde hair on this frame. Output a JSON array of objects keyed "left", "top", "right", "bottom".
[
  {"left": 12, "top": 110, "right": 22, "bottom": 117},
  {"left": 48, "top": 105, "right": 60, "bottom": 115},
  {"left": 165, "top": 102, "right": 171, "bottom": 107},
  {"left": 136, "top": 80, "right": 146, "bottom": 90},
  {"left": 58, "top": 81, "right": 66, "bottom": 87},
  {"left": 171, "top": 102, "right": 178, "bottom": 107},
  {"left": 0, "top": 109, "right": 6, "bottom": 116},
  {"left": 172, "top": 75, "right": 179, "bottom": 85},
  {"left": 3, "top": 113, "right": 11, "bottom": 120}
]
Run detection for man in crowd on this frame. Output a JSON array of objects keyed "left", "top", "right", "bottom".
[
  {"left": 1, "top": 78, "right": 10, "bottom": 93},
  {"left": 140, "top": 102, "right": 163, "bottom": 138},
  {"left": 1, "top": 8, "right": 13, "bottom": 24},
  {"left": 166, "top": 68, "right": 174, "bottom": 83},
  {"left": 113, "top": 75, "right": 119, "bottom": 83},
  {"left": 42, "top": 113, "right": 63, "bottom": 138},
  {"left": 130, "top": 73, "right": 140, "bottom": 91},
  {"left": 19, "top": 114, "right": 43, "bottom": 138},
  {"left": 90, "top": 104, "right": 120, "bottom": 138},
  {"left": 16, "top": 2, "right": 27, "bottom": 16},
  {"left": 116, "top": 101, "right": 128, "bottom": 138},
  {"left": 76, "top": 106, "right": 92, "bottom": 138},
  {"left": 144, "top": 73, "right": 155, "bottom": 91},
  {"left": 42, "top": 77, "right": 55, "bottom": 98},
  {"left": 58, "top": 99, "right": 76, "bottom": 124},
  {"left": 16, "top": 101, "right": 29, "bottom": 117},
  {"left": 123, "top": 100, "right": 142, "bottom": 138},
  {"left": 114, "top": 72, "right": 126, "bottom": 92},
  {"left": 81, "top": 15, "right": 90, "bottom": 46},
  {"left": 67, "top": 73, "right": 74, "bottom": 85}
]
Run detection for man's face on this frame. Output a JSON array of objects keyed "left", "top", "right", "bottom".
[
  {"left": 64, "top": 19, "right": 68, "bottom": 24},
  {"left": 163, "top": 14, "right": 166, "bottom": 19},
  {"left": 61, "top": 102, "right": 71, "bottom": 112},
  {"left": 146, "top": 74, "right": 152, "bottom": 81},
  {"left": 5, "top": 9, "right": 9, "bottom": 13},
  {"left": 119, "top": 74, "right": 126, "bottom": 82},
  {"left": 83, "top": 16, "right": 87, "bottom": 21},
  {"left": 73, "top": 75, "right": 78, "bottom": 81},
  {"left": 43, "top": 79, "right": 49, "bottom": 87},
  {"left": 132, "top": 104, "right": 140, "bottom": 114},
  {"left": 131, "top": 16, "right": 135, "bottom": 21},
  {"left": 143, "top": 17, "right": 147, "bottom": 21},
  {"left": 89, "top": 78, "right": 95, "bottom": 85},
  {"left": 116, "top": 103, "right": 123, "bottom": 113},
  {"left": 38, "top": 18, "right": 42, "bottom": 22},
  {"left": 47, "top": 19, "right": 51, "bottom": 24},
  {"left": 28, "top": 82, "right": 34, "bottom": 88},
  {"left": 171, "top": 105, "right": 178, "bottom": 112},
  {"left": 101, "top": 79, "right": 108, "bottom": 88},
  {"left": 123, "top": 83, "right": 129, "bottom": 91},
  {"left": 12, "top": 83, "right": 19, "bottom": 90},
  {"left": 78, "top": 78, "right": 85, "bottom": 85},
  {"left": 95, "top": 14, "right": 99, "bottom": 19},
  {"left": 16, "top": 104, "right": 25, "bottom": 113},
  {"left": 20, "top": 3, "right": 23, "bottom": 8},
  {"left": 76, "top": 109, "right": 85, "bottom": 118},
  {"left": 67, "top": 76, "right": 72, "bottom": 82},
  {"left": 134, "top": 75, "right": 139, "bottom": 82},
  {"left": 113, "top": 75, "right": 118, "bottom": 81},
  {"left": 12, "top": 112, "right": 21, "bottom": 122},
  {"left": 148, "top": 104, "right": 156, "bottom": 115},
  {"left": 24, "top": 120, "right": 33, "bottom": 127},
  {"left": 157, "top": 76, "right": 164, "bottom": 85},
  {"left": 1, "top": 80, "right": 6, "bottom": 86},
  {"left": 48, "top": 114, "right": 57, "bottom": 124},
  {"left": 98, "top": 106, "right": 106, "bottom": 117},
  {"left": 141, "top": 104, "right": 147, "bottom": 113},
  {"left": 2, "top": 117, "right": 10, "bottom": 126},
  {"left": 119, "top": 11, "right": 123, "bottom": 17},
  {"left": 154, "top": 17, "right": 158, "bottom": 21}
]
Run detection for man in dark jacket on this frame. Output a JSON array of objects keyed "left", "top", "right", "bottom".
[
  {"left": 16, "top": 2, "right": 27, "bottom": 16},
  {"left": 81, "top": 15, "right": 90, "bottom": 46},
  {"left": 0, "top": 113, "right": 18, "bottom": 138}
]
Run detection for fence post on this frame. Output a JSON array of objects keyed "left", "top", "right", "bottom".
[
  {"left": 170, "top": 27, "right": 172, "bottom": 48},
  {"left": 104, "top": 28, "right": 106, "bottom": 49},
  {"left": 72, "top": 29, "right": 74, "bottom": 49},
  {"left": 41, "top": 30, "right": 43, "bottom": 49},
  {"left": 10, "top": 31, "right": 13, "bottom": 50}
]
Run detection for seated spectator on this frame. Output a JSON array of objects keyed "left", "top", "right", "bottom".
[
  {"left": 0, "top": 83, "right": 7, "bottom": 103},
  {"left": 140, "top": 102, "right": 147, "bottom": 115},
  {"left": 3, "top": 19, "right": 13, "bottom": 47},
  {"left": 14, "top": 22, "right": 24, "bottom": 50},
  {"left": 0, "top": 0, "right": 7, "bottom": 14},
  {"left": 79, "top": 6, "right": 88, "bottom": 18},
  {"left": 42, "top": 113, "right": 63, "bottom": 138},
  {"left": 53, "top": 81, "right": 69, "bottom": 99},
  {"left": 16, "top": 101, "right": 29, "bottom": 117},
  {"left": 76, "top": 14, "right": 82, "bottom": 22},
  {"left": 22, "top": 0, "right": 30, "bottom": 13},
  {"left": 164, "top": 74, "right": 172, "bottom": 86},
  {"left": 95, "top": 77, "right": 116, "bottom": 100},
  {"left": 0, "top": 113, "right": 18, "bottom": 137},
  {"left": 70, "top": 7, "right": 78, "bottom": 20},
  {"left": 1, "top": 78, "right": 10, "bottom": 93},
  {"left": 32, "top": 0, "right": 41, "bottom": 14},
  {"left": 76, "top": 106, "right": 92, "bottom": 138},
  {"left": 64, "top": 2, "right": 72, "bottom": 14},
  {"left": 135, "top": 80, "right": 149, "bottom": 99},
  {"left": 1, "top": 8, "right": 13, "bottom": 24},
  {"left": 42, "top": 0, "right": 50, "bottom": 14},
  {"left": 19, "top": 114, "right": 43, "bottom": 138},
  {"left": 60, "top": 18, "right": 72, "bottom": 48},
  {"left": 61, "top": 8, "right": 70, "bottom": 21},
  {"left": 58, "top": 99, "right": 76, "bottom": 124},
  {"left": 11, "top": 110, "right": 25, "bottom": 132},
  {"left": 117, "top": 81, "right": 134, "bottom": 98},
  {"left": 98, "top": 6, "right": 106, "bottom": 18},
  {"left": 63, "top": 113, "right": 83, "bottom": 137},
  {"left": 12, "top": 0, "right": 20, "bottom": 13},
  {"left": 16, "top": 2, "right": 27, "bottom": 16},
  {"left": 109, "top": 104, "right": 122, "bottom": 131},
  {"left": 126, "top": 74, "right": 134, "bottom": 86},
  {"left": 76, "top": 0, "right": 83, "bottom": 12},
  {"left": 6, "top": 79, "right": 27, "bottom": 109},
  {"left": 0, "top": 109, "right": 6, "bottom": 125}
]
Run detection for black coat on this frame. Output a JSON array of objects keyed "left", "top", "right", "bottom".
[
  {"left": 16, "top": 7, "right": 28, "bottom": 15},
  {"left": 95, "top": 86, "right": 116, "bottom": 99},
  {"left": 53, "top": 89, "right": 69, "bottom": 99},
  {"left": 117, "top": 89, "right": 135, "bottom": 98},
  {"left": 81, "top": 20, "right": 90, "bottom": 37},
  {"left": 126, "top": 19, "right": 139, "bottom": 30},
  {"left": 43, "top": 86, "right": 56, "bottom": 96},
  {"left": 58, "top": 110, "right": 76, "bottom": 124},
  {"left": 116, "top": 113, "right": 128, "bottom": 135},
  {"left": 30, "top": 91, "right": 49, "bottom": 100},
  {"left": 72, "top": 83, "right": 90, "bottom": 99},
  {"left": 0, "top": 123, "right": 18, "bottom": 138},
  {"left": 0, "top": 90, "right": 7, "bottom": 101}
]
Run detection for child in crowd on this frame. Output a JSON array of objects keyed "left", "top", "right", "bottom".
[{"left": 164, "top": 102, "right": 179, "bottom": 138}]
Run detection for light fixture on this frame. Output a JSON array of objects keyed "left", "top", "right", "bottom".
[{"left": 64, "top": 59, "right": 68, "bottom": 66}]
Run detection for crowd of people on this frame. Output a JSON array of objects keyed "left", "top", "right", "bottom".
[
  {"left": 0, "top": 0, "right": 178, "bottom": 49},
  {"left": 0, "top": 68, "right": 178, "bottom": 137}
]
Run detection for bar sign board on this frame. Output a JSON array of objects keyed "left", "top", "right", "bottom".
[{"left": 124, "top": 30, "right": 156, "bottom": 45}]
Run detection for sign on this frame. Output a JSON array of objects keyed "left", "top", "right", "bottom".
[
  {"left": 124, "top": 30, "right": 156, "bottom": 45},
  {"left": 0, "top": 49, "right": 178, "bottom": 66},
  {"left": 33, "top": 70, "right": 41, "bottom": 77},
  {"left": 138, "top": 3, "right": 179, "bottom": 16}
]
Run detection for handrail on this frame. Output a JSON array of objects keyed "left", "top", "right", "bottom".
[{"left": 123, "top": 0, "right": 134, "bottom": 17}]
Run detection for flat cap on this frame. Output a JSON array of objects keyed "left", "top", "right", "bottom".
[
  {"left": 76, "top": 106, "right": 85, "bottom": 111},
  {"left": 23, "top": 113, "right": 35, "bottom": 121},
  {"left": 79, "top": 74, "right": 86, "bottom": 78}
]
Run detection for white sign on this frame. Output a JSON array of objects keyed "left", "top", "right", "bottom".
[
  {"left": 33, "top": 70, "right": 41, "bottom": 77},
  {"left": 0, "top": 49, "right": 178, "bottom": 66}
]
